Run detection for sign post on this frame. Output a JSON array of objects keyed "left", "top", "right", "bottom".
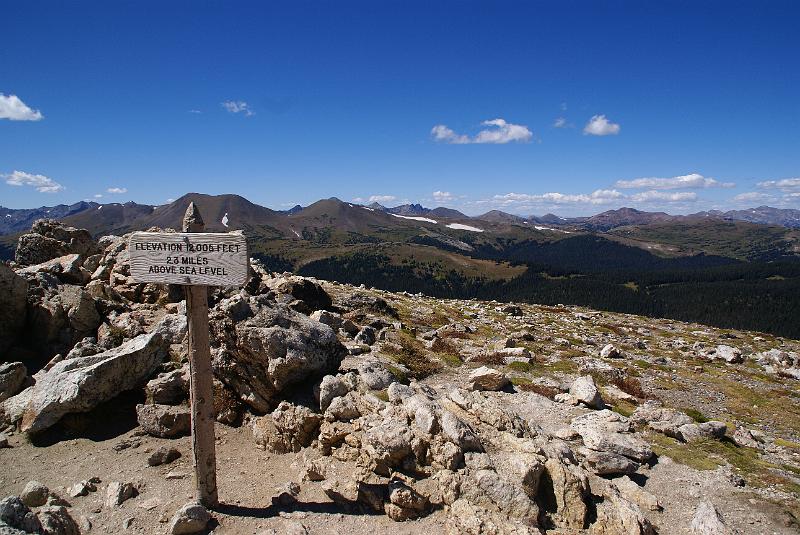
[{"left": 129, "top": 202, "right": 249, "bottom": 508}]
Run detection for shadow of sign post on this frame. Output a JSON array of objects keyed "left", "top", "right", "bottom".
[{"left": 129, "top": 202, "right": 249, "bottom": 507}]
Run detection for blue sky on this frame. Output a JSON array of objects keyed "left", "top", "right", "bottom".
[{"left": 2, "top": 1, "right": 799, "bottom": 215}]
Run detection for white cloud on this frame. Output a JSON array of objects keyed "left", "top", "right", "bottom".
[
  {"left": 493, "top": 189, "right": 624, "bottom": 206},
  {"left": 354, "top": 195, "right": 396, "bottom": 204},
  {"left": 553, "top": 117, "right": 568, "bottom": 128},
  {"left": 221, "top": 100, "right": 254, "bottom": 116},
  {"left": 732, "top": 192, "right": 774, "bottom": 203},
  {"left": 94, "top": 194, "right": 103, "bottom": 198},
  {"left": 629, "top": 191, "right": 697, "bottom": 202},
  {"left": 487, "top": 187, "right": 700, "bottom": 211},
  {"left": 3, "top": 170, "right": 64, "bottom": 192},
  {"left": 433, "top": 191, "right": 454, "bottom": 201},
  {"left": 431, "top": 118, "right": 532, "bottom": 144},
  {"left": 188, "top": 109, "right": 202, "bottom": 114},
  {"left": 431, "top": 125, "right": 470, "bottom": 144},
  {"left": 583, "top": 114, "right": 620, "bottom": 136},
  {"left": 368, "top": 195, "right": 396, "bottom": 203},
  {"left": 757, "top": 178, "right": 800, "bottom": 192},
  {"left": 615, "top": 173, "right": 735, "bottom": 190},
  {"left": 107, "top": 187, "right": 128, "bottom": 194},
  {"left": 0, "top": 94, "right": 43, "bottom": 121}
]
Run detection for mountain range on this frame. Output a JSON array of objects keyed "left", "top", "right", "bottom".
[
  {"left": 2, "top": 192, "right": 800, "bottom": 338},
  {"left": 4, "top": 197, "right": 799, "bottom": 238}
]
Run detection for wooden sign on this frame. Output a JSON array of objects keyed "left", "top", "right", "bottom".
[
  {"left": 126, "top": 202, "right": 249, "bottom": 508},
  {"left": 128, "top": 231, "right": 248, "bottom": 286}
]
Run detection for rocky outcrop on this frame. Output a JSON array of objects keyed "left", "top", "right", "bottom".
[
  {"left": 0, "top": 363, "right": 27, "bottom": 403},
  {"left": 572, "top": 410, "right": 653, "bottom": 465},
  {"left": 22, "top": 277, "right": 101, "bottom": 359},
  {"left": 756, "top": 348, "right": 800, "bottom": 380},
  {"left": 210, "top": 295, "right": 346, "bottom": 412},
  {"left": 14, "top": 219, "right": 99, "bottom": 267},
  {"left": 0, "top": 263, "right": 27, "bottom": 356},
  {"left": 2, "top": 329, "right": 167, "bottom": 434},
  {"left": 18, "top": 254, "right": 90, "bottom": 286}
]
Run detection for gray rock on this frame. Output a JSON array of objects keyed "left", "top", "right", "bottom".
[
  {"left": 309, "top": 309, "right": 343, "bottom": 330},
  {"left": 354, "top": 326, "right": 377, "bottom": 346},
  {"left": 318, "top": 374, "right": 353, "bottom": 411},
  {"left": 362, "top": 417, "right": 415, "bottom": 472},
  {"left": 469, "top": 469, "right": 539, "bottom": 522},
  {"left": 387, "top": 382, "right": 415, "bottom": 403},
  {"left": 105, "top": 481, "right": 138, "bottom": 507},
  {"left": 14, "top": 219, "right": 99, "bottom": 266},
  {"left": 20, "top": 481, "right": 49, "bottom": 507},
  {"left": 211, "top": 302, "right": 346, "bottom": 413},
  {"left": 600, "top": 344, "right": 623, "bottom": 359},
  {"left": 580, "top": 428, "right": 652, "bottom": 462},
  {"left": 324, "top": 393, "right": 361, "bottom": 422},
  {"left": 67, "top": 478, "right": 100, "bottom": 498},
  {"left": 592, "top": 487, "right": 656, "bottom": 535},
  {"left": 0, "top": 496, "right": 43, "bottom": 534},
  {"left": 446, "top": 499, "right": 538, "bottom": 535},
  {"left": 265, "top": 275, "right": 332, "bottom": 313},
  {"left": 145, "top": 366, "right": 189, "bottom": 405},
  {"left": 136, "top": 404, "right": 191, "bottom": 438},
  {"left": 252, "top": 401, "right": 323, "bottom": 453},
  {"left": 678, "top": 421, "right": 727, "bottom": 442},
  {"left": 147, "top": 447, "right": 182, "bottom": 466},
  {"left": 6, "top": 330, "right": 167, "bottom": 434},
  {"left": 631, "top": 401, "right": 694, "bottom": 438},
  {"left": 614, "top": 476, "right": 662, "bottom": 512},
  {"left": 440, "top": 411, "right": 482, "bottom": 452},
  {"left": 0, "top": 264, "right": 27, "bottom": 356},
  {"left": 468, "top": 366, "right": 509, "bottom": 391},
  {"left": 691, "top": 500, "right": 733, "bottom": 534},
  {"left": 357, "top": 362, "right": 396, "bottom": 390},
  {"left": 18, "top": 254, "right": 89, "bottom": 285},
  {"left": 732, "top": 427, "right": 764, "bottom": 449},
  {"left": 339, "top": 293, "right": 398, "bottom": 317},
  {"left": 582, "top": 449, "right": 640, "bottom": 475},
  {"left": 712, "top": 345, "right": 744, "bottom": 364},
  {"left": 569, "top": 375, "right": 605, "bottom": 409},
  {"left": 36, "top": 505, "right": 80, "bottom": 535},
  {"left": 169, "top": 502, "right": 210, "bottom": 535},
  {"left": 22, "top": 280, "right": 102, "bottom": 363},
  {"left": 0, "top": 363, "right": 27, "bottom": 403},
  {"left": 543, "top": 458, "right": 589, "bottom": 529},
  {"left": 0, "top": 433, "right": 8, "bottom": 448},
  {"left": 572, "top": 411, "right": 652, "bottom": 462}
]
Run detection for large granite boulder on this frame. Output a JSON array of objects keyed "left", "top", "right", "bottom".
[
  {"left": 1, "top": 329, "right": 167, "bottom": 434},
  {"left": 211, "top": 296, "right": 346, "bottom": 412},
  {"left": 14, "top": 219, "right": 99, "bottom": 267},
  {"left": 0, "top": 264, "right": 27, "bottom": 356},
  {"left": 22, "top": 275, "right": 101, "bottom": 359}
]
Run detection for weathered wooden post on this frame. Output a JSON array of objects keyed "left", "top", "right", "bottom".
[
  {"left": 181, "top": 203, "right": 218, "bottom": 507},
  {"left": 128, "top": 202, "right": 249, "bottom": 508}
]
